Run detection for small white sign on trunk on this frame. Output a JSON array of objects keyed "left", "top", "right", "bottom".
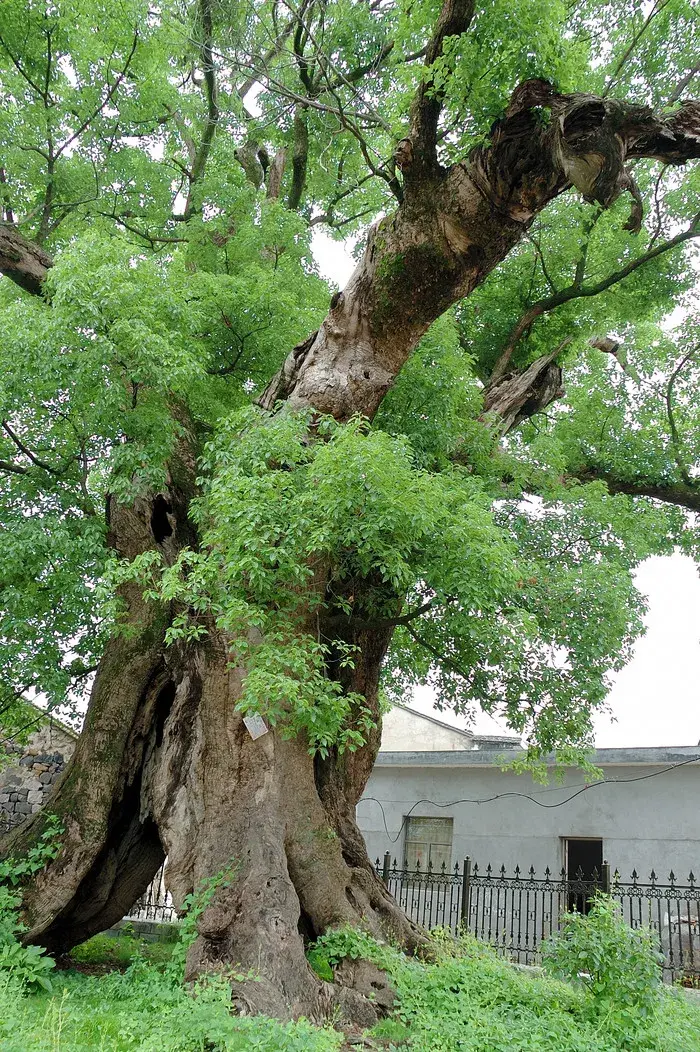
[{"left": 243, "top": 714, "right": 269, "bottom": 740}]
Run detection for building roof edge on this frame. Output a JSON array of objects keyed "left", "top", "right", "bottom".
[{"left": 375, "top": 746, "right": 700, "bottom": 768}]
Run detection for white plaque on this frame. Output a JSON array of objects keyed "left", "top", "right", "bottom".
[{"left": 243, "top": 714, "right": 269, "bottom": 740}]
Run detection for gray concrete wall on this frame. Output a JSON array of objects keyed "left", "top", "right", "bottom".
[{"left": 357, "top": 748, "right": 700, "bottom": 882}]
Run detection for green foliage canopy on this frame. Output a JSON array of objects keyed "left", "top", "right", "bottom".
[{"left": 0, "top": 0, "right": 699, "bottom": 759}]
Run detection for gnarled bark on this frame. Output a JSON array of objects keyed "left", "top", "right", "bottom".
[
  {"left": 2, "top": 430, "right": 198, "bottom": 949},
  {"left": 2, "top": 424, "right": 420, "bottom": 1022},
  {"left": 0, "top": 223, "right": 53, "bottom": 296},
  {"left": 260, "top": 86, "right": 700, "bottom": 423},
  {"left": 144, "top": 623, "right": 423, "bottom": 1020}
]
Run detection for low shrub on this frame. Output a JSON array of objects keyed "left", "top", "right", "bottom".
[
  {"left": 388, "top": 929, "right": 700, "bottom": 1052},
  {"left": 306, "top": 923, "right": 700, "bottom": 1052},
  {"left": 307, "top": 923, "right": 407, "bottom": 982},
  {"left": 542, "top": 894, "right": 664, "bottom": 1047}
]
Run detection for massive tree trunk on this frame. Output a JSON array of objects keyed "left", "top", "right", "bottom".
[
  {"left": 3, "top": 419, "right": 421, "bottom": 1021},
  {"left": 2, "top": 52, "right": 700, "bottom": 1019},
  {"left": 142, "top": 620, "right": 421, "bottom": 1020}
]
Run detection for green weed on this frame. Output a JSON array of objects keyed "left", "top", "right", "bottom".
[
  {"left": 3, "top": 914, "right": 700, "bottom": 1050},
  {"left": 0, "top": 814, "right": 63, "bottom": 992}
]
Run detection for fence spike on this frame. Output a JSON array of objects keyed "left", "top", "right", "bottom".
[
  {"left": 649, "top": 869, "right": 656, "bottom": 885},
  {"left": 454, "top": 862, "right": 460, "bottom": 876},
  {"left": 441, "top": 861, "right": 447, "bottom": 875},
  {"left": 375, "top": 858, "right": 380, "bottom": 869},
  {"left": 591, "top": 865, "right": 600, "bottom": 882},
  {"left": 427, "top": 859, "right": 433, "bottom": 873},
  {"left": 544, "top": 866, "right": 551, "bottom": 882},
  {"left": 689, "top": 871, "right": 696, "bottom": 888},
  {"left": 601, "top": 861, "right": 611, "bottom": 894},
  {"left": 669, "top": 870, "right": 676, "bottom": 886},
  {"left": 631, "top": 869, "right": 638, "bottom": 886},
  {"left": 486, "top": 863, "right": 493, "bottom": 878},
  {"left": 514, "top": 864, "right": 521, "bottom": 878},
  {"left": 528, "top": 865, "right": 535, "bottom": 881},
  {"left": 575, "top": 865, "right": 585, "bottom": 881},
  {"left": 500, "top": 864, "right": 506, "bottom": 877},
  {"left": 559, "top": 867, "right": 567, "bottom": 881}
]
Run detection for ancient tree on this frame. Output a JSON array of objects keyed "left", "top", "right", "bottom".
[{"left": 1, "top": 0, "right": 699, "bottom": 1019}]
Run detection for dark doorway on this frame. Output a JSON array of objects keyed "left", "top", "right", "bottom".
[{"left": 564, "top": 838, "right": 603, "bottom": 914}]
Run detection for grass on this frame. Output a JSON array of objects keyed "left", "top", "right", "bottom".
[
  {"left": 0, "top": 965, "right": 343, "bottom": 1051},
  {"left": 3, "top": 927, "right": 700, "bottom": 1050},
  {"left": 66, "top": 928, "right": 178, "bottom": 972},
  {"left": 380, "top": 937, "right": 700, "bottom": 1051}
]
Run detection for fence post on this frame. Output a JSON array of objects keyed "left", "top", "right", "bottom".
[
  {"left": 602, "top": 859, "right": 611, "bottom": 895},
  {"left": 460, "top": 856, "right": 472, "bottom": 929},
  {"left": 382, "top": 851, "right": 391, "bottom": 885}
]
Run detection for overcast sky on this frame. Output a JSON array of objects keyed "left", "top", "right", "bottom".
[
  {"left": 313, "top": 236, "right": 700, "bottom": 751},
  {"left": 413, "top": 556, "right": 700, "bottom": 749}
]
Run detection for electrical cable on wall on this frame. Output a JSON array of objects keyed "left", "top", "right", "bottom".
[{"left": 359, "top": 753, "right": 700, "bottom": 845}]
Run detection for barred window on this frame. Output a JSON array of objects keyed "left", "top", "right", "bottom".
[{"left": 404, "top": 816, "right": 453, "bottom": 870}]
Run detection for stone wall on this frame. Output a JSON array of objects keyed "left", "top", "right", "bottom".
[{"left": 0, "top": 719, "right": 77, "bottom": 834}]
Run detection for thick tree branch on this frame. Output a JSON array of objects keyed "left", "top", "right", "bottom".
[
  {"left": 0, "top": 168, "right": 15, "bottom": 225},
  {"left": 0, "top": 458, "right": 29, "bottom": 476},
  {"left": 0, "top": 223, "right": 53, "bottom": 295},
  {"left": 266, "top": 148, "right": 287, "bottom": 201},
  {"left": 236, "top": 20, "right": 297, "bottom": 101},
  {"left": 264, "top": 83, "right": 700, "bottom": 423},
  {"left": 664, "top": 346, "right": 698, "bottom": 485},
  {"left": 668, "top": 63, "right": 700, "bottom": 105},
  {"left": 570, "top": 466, "right": 700, "bottom": 513},
  {"left": 408, "top": 0, "right": 475, "bottom": 168},
  {"left": 490, "top": 214, "right": 700, "bottom": 382},
  {"left": 183, "top": 0, "right": 219, "bottom": 220},
  {"left": 481, "top": 340, "right": 570, "bottom": 435},
  {"left": 340, "top": 41, "right": 395, "bottom": 86},
  {"left": 287, "top": 106, "right": 309, "bottom": 210}
]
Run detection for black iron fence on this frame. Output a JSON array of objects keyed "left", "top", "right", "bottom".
[
  {"left": 125, "top": 862, "right": 178, "bottom": 924},
  {"left": 375, "top": 855, "right": 700, "bottom": 985}
]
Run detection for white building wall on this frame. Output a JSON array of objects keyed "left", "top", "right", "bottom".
[
  {"left": 380, "top": 706, "right": 474, "bottom": 751},
  {"left": 357, "top": 751, "right": 700, "bottom": 881}
]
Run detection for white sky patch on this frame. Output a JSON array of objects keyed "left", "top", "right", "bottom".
[
  {"left": 243, "top": 82, "right": 264, "bottom": 119},
  {"left": 413, "top": 556, "right": 700, "bottom": 748},
  {"left": 312, "top": 229, "right": 358, "bottom": 287}
]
